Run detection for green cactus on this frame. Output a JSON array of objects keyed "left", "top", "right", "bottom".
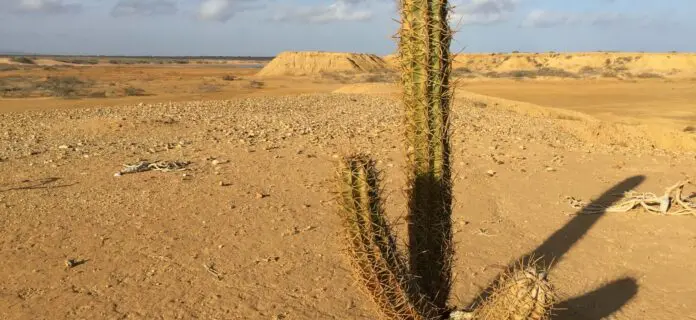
[
  {"left": 336, "top": 155, "right": 439, "bottom": 320},
  {"left": 335, "top": 0, "right": 555, "bottom": 319},
  {"left": 398, "top": 0, "right": 454, "bottom": 309}
]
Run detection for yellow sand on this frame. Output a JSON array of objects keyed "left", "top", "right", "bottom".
[{"left": 257, "top": 51, "right": 389, "bottom": 77}]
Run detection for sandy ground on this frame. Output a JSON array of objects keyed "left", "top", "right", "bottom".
[{"left": 1, "top": 63, "right": 696, "bottom": 320}]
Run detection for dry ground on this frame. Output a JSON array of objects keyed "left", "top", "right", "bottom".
[{"left": 1, "top": 62, "right": 696, "bottom": 320}]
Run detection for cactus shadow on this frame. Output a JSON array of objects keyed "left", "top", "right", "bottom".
[
  {"left": 469, "top": 175, "right": 645, "bottom": 318},
  {"left": 0, "top": 177, "right": 76, "bottom": 193},
  {"left": 408, "top": 174, "right": 454, "bottom": 311},
  {"left": 553, "top": 277, "right": 638, "bottom": 320}
]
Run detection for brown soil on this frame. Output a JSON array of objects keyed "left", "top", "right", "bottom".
[{"left": 1, "top": 61, "right": 696, "bottom": 320}]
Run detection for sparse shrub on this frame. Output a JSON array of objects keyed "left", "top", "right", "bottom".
[
  {"left": 635, "top": 72, "right": 663, "bottom": 79},
  {"left": 508, "top": 70, "right": 538, "bottom": 78},
  {"left": 537, "top": 67, "right": 578, "bottom": 78},
  {"left": 247, "top": 80, "right": 264, "bottom": 89},
  {"left": 54, "top": 58, "right": 99, "bottom": 65},
  {"left": 0, "top": 64, "right": 19, "bottom": 72},
  {"left": 579, "top": 66, "right": 601, "bottom": 76},
  {"left": 222, "top": 75, "right": 239, "bottom": 81},
  {"left": 363, "top": 72, "right": 397, "bottom": 83},
  {"left": 198, "top": 84, "right": 221, "bottom": 92},
  {"left": 452, "top": 67, "right": 474, "bottom": 78},
  {"left": 0, "top": 76, "right": 34, "bottom": 97},
  {"left": 320, "top": 71, "right": 354, "bottom": 83},
  {"left": 124, "top": 86, "right": 147, "bottom": 96},
  {"left": 485, "top": 71, "right": 501, "bottom": 78},
  {"left": 616, "top": 56, "right": 633, "bottom": 64},
  {"left": 39, "top": 76, "right": 92, "bottom": 97},
  {"left": 683, "top": 126, "right": 695, "bottom": 133},
  {"left": 601, "top": 71, "right": 618, "bottom": 78},
  {"left": 10, "top": 56, "right": 35, "bottom": 64},
  {"left": 88, "top": 91, "right": 107, "bottom": 98}
]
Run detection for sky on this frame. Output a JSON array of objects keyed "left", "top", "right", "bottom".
[{"left": 0, "top": 0, "right": 695, "bottom": 56}]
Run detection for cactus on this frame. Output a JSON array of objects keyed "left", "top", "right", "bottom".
[
  {"left": 335, "top": 0, "right": 555, "bottom": 319},
  {"left": 337, "top": 155, "right": 439, "bottom": 320},
  {"left": 398, "top": 0, "right": 454, "bottom": 309},
  {"left": 472, "top": 259, "right": 555, "bottom": 320}
]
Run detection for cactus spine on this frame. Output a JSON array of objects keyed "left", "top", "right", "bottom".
[
  {"left": 337, "top": 155, "right": 439, "bottom": 319},
  {"left": 335, "top": 1, "right": 555, "bottom": 319},
  {"left": 398, "top": 0, "right": 454, "bottom": 310}
]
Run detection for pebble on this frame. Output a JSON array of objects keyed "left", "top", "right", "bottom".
[{"left": 486, "top": 169, "right": 496, "bottom": 177}]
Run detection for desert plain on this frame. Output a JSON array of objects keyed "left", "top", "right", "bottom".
[{"left": 1, "top": 51, "right": 696, "bottom": 319}]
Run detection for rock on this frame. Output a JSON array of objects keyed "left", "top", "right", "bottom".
[
  {"left": 486, "top": 169, "right": 496, "bottom": 177},
  {"left": 255, "top": 192, "right": 268, "bottom": 199},
  {"left": 58, "top": 145, "right": 70, "bottom": 150}
]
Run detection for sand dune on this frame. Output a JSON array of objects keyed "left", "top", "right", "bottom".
[
  {"left": 384, "top": 52, "right": 696, "bottom": 78},
  {"left": 257, "top": 51, "right": 389, "bottom": 77}
]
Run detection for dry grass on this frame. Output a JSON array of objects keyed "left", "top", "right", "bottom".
[{"left": 9, "top": 56, "right": 36, "bottom": 64}]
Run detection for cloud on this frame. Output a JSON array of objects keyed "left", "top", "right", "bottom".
[
  {"left": 521, "top": 10, "right": 679, "bottom": 29},
  {"left": 451, "top": 0, "right": 517, "bottom": 25},
  {"left": 197, "top": 0, "right": 262, "bottom": 22},
  {"left": 271, "top": 0, "right": 373, "bottom": 24},
  {"left": 4, "top": 0, "right": 82, "bottom": 13},
  {"left": 520, "top": 10, "right": 577, "bottom": 28},
  {"left": 111, "top": 0, "right": 178, "bottom": 17}
]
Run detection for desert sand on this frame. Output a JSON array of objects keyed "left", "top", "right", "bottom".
[{"left": 1, "top": 52, "right": 695, "bottom": 320}]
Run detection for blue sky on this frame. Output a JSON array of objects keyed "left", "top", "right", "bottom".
[{"left": 0, "top": 0, "right": 694, "bottom": 56}]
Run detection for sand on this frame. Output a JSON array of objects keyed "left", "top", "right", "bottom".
[
  {"left": 384, "top": 52, "right": 696, "bottom": 78},
  {"left": 1, "top": 58, "right": 696, "bottom": 320},
  {"left": 257, "top": 51, "right": 389, "bottom": 77}
]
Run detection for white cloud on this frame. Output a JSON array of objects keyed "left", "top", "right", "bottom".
[
  {"left": 5, "top": 0, "right": 82, "bottom": 13},
  {"left": 111, "top": 0, "right": 178, "bottom": 17},
  {"left": 521, "top": 10, "right": 678, "bottom": 29},
  {"left": 197, "top": 0, "right": 262, "bottom": 22},
  {"left": 272, "top": 0, "right": 374, "bottom": 24},
  {"left": 520, "top": 9, "right": 577, "bottom": 28},
  {"left": 451, "top": 0, "right": 518, "bottom": 25}
]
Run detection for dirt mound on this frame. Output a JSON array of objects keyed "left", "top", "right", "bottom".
[
  {"left": 384, "top": 52, "right": 696, "bottom": 78},
  {"left": 257, "top": 51, "right": 389, "bottom": 77}
]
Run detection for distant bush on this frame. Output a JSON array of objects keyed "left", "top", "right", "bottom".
[
  {"left": 108, "top": 59, "right": 149, "bottom": 65},
  {"left": 198, "top": 84, "right": 221, "bottom": 92},
  {"left": 247, "top": 80, "right": 264, "bottom": 89},
  {"left": 683, "top": 126, "right": 695, "bottom": 133},
  {"left": 88, "top": 91, "right": 107, "bottom": 98},
  {"left": 54, "top": 58, "right": 99, "bottom": 65},
  {"left": 222, "top": 75, "right": 239, "bottom": 81},
  {"left": 536, "top": 67, "right": 578, "bottom": 78},
  {"left": 635, "top": 72, "right": 663, "bottom": 79},
  {"left": 0, "top": 64, "right": 19, "bottom": 72},
  {"left": 578, "top": 66, "right": 601, "bottom": 76},
  {"left": 481, "top": 68, "right": 578, "bottom": 79},
  {"left": 39, "top": 76, "right": 92, "bottom": 97},
  {"left": 601, "top": 71, "right": 618, "bottom": 78},
  {"left": 124, "top": 86, "right": 147, "bottom": 96},
  {"left": 0, "top": 76, "right": 33, "bottom": 97},
  {"left": 363, "top": 72, "right": 397, "bottom": 83},
  {"left": 10, "top": 56, "right": 35, "bottom": 64},
  {"left": 320, "top": 71, "right": 354, "bottom": 83},
  {"left": 452, "top": 67, "right": 473, "bottom": 77}
]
